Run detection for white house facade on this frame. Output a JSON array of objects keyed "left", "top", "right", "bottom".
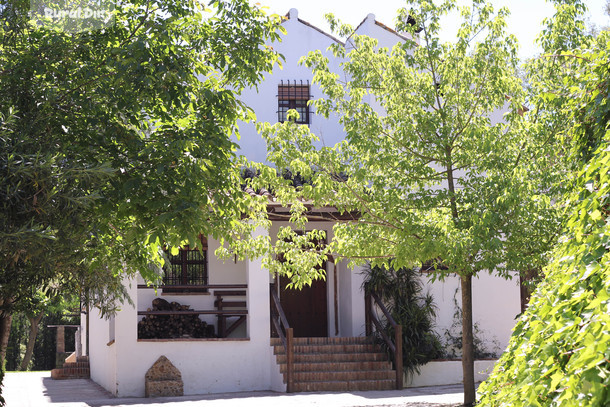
[{"left": 84, "top": 9, "right": 522, "bottom": 397}]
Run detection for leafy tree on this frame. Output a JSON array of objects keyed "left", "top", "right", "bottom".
[
  {"left": 0, "top": 0, "right": 283, "bottom": 370},
  {"left": 252, "top": 1, "right": 566, "bottom": 404},
  {"left": 31, "top": 311, "right": 79, "bottom": 371},
  {"left": 4, "top": 312, "right": 28, "bottom": 371},
  {"left": 17, "top": 287, "right": 74, "bottom": 371},
  {"left": 0, "top": 109, "right": 111, "bottom": 363},
  {"left": 4, "top": 288, "right": 77, "bottom": 371},
  {"left": 478, "top": 2, "right": 610, "bottom": 405}
]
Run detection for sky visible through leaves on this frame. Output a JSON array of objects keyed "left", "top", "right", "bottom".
[{"left": 251, "top": 0, "right": 609, "bottom": 60}]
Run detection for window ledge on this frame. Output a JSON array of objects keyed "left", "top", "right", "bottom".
[{"left": 161, "top": 291, "right": 211, "bottom": 296}]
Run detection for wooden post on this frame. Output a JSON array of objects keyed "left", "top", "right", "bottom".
[
  {"left": 395, "top": 324, "right": 403, "bottom": 389},
  {"left": 269, "top": 284, "right": 274, "bottom": 337},
  {"left": 217, "top": 296, "right": 225, "bottom": 338},
  {"left": 365, "top": 292, "right": 372, "bottom": 336},
  {"left": 286, "top": 327, "right": 294, "bottom": 393}
]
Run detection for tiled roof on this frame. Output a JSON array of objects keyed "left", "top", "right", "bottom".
[
  {"left": 241, "top": 168, "right": 313, "bottom": 200},
  {"left": 240, "top": 168, "right": 357, "bottom": 221}
]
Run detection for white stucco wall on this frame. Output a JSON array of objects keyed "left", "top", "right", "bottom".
[
  {"left": 237, "top": 9, "right": 414, "bottom": 165},
  {"left": 407, "top": 359, "right": 497, "bottom": 388},
  {"left": 337, "top": 262, "right": 367, "bottom": 337},
  {"left": 351, "top": 13, "right": 418, "bottom": 50},
  {"left": 425, "top": 272, "right": 521, "bottom": 356},
  {"left": 89, "top": 228, "right": 284, "bottom": 397},
  {"left": 89, "top": 307, "right": 117, "bottom": 393},
  {"left": 236, "top": 9, "right": 347, "bottom": 164}
]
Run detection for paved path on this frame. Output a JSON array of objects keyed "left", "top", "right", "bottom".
[{"left": 4, "top": 371, "right": 464, "bottom": 407}]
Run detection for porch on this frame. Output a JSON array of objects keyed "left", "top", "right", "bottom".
[{"left": 86, "top": 225, "right": 374, "bottom": 397}]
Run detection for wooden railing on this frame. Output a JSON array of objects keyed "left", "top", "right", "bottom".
[
  {"left": 137, "top": 284, "right": 247, "bottom": 290},
  {"left": 269, "top": 283, "right": 294, "bottom": 393},
  {"left": 137, "top": 284, "right": 248, "bottom": 338},
  {"left": 365, "top": 290, "right": 403, "bottom": 389}
]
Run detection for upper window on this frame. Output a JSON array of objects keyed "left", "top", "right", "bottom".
[
  {"left": 278, "top": 80, "right": 311, "bottom": 125},
  {"left": 162, "top": 237, "right": 208, "bottom": 293}
]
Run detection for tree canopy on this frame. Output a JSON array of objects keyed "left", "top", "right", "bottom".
[
  {"left": 250, "top": 1, "right": 567, "bottom": 404},
  {"left": 478, "top": 1, "right": 610, "bottom": 405},
  {"left": 0, "top": 0, "right": 283, "bottom": 315}
]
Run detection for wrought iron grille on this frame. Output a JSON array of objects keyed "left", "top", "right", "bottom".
[
  {"left": 277, "top": 80, "right": 311, "bottom": 124},
  {"left": 163, "top": 242, "right": 208, "bottom": 292}
]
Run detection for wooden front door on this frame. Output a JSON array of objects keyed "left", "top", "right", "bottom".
[{"left": 280, "top": 275, "right": 328, "bottom": 337}]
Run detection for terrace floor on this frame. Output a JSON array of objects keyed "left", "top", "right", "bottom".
[{"left": 4, "top": 371, "right": 465, "bottom": 406}]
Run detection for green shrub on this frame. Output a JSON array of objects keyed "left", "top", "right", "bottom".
[{"left": 363, "top": 263, "right": 443, "bottom": 378}]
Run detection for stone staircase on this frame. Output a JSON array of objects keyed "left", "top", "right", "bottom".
[
  {"left": 51, "top": 356, "right": 90, "bottom": 380},
  {"left": 271, "top": 337, "right": 397, "bottom": 392}
]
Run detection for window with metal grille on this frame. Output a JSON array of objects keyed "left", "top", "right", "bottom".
[
  {"left": 162, "top": 238, "right": 208, "bottom": 293},
  {"left": 278, "top": 80, "right": 311, "bottom": 124}
]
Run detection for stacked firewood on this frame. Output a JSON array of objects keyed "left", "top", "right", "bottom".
[{"left": 138, "top": 298, "right": 215, "bottom": 339}]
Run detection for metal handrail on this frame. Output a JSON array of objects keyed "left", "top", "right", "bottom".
[
  {"left": 270, "top": 284, "right": 294, "bottom": 393},
  {"left": 365, "top": 290, "right": 403, "bottom": 390}
]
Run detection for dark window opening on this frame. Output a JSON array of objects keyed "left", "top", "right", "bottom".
[
  {"left": 278, "top": 80, "right": 311, "bottom": 124},
  {"left": 420, "top": 258, "right": 449, "bottom": 273},
  {"left": 162, "top": 237, "right": 208, "bottom": 293}
]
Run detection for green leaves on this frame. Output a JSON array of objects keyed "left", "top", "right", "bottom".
[
  {"left": 256, "top": 4, "right": 570, "bottom": 404},
  {"left": 0, "top": 0, "right": 283, "bottom": 313},
  {"left": 261, "top": 0, "right": 557, "bottom": 281},
  {"left": 478, "top": 4, "right": 610, "bottom": 404}
]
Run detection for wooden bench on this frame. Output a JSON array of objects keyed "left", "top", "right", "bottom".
[{"left": 214, "top": 290, "right": 247, "bottom": 338}]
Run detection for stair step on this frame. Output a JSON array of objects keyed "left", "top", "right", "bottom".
[
  {"left": 292, "top": 379, "right": 396, "bottom": 392},
  {"left": 271, "top": 337, "right": 372, "bottom": 346},
  {"left": 61, "top": 362, "right": 90, "bottom": 369},
  {"left": 280, "top": 360, "right": 392, "bottom": 373},
  {"left": 274, "top": 343, "right": 381, "bottom": 355},
  {"left": 276, "top": 351, "right": 390, "bottom": 364},
  {"left": 271, "top": 336, "right": 398, "bottom": 392},
  {"left": 293, "top": 370, "right": 396, "bottom": 382},
  {"left": 52, "top": 357, "right": 91, "bottom": 380},
  {"left": 51, "top": 368, "right": 90, "bottom": 380}
]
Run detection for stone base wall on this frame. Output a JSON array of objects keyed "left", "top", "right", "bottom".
[
  {"left": 144, "top": 356, "right": 184, "bottom": 397},
  {"left": 145, "top": 380, "right": 184, "bottom": 397}
]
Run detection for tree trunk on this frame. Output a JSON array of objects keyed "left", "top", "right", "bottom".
[
  {"left": 0, "top": 314, "right": 13, "bottom": 368},
  {"left": 19, "top": 312, "right": 43, "bottom": 371},
  {"left": 0, "top": 298, "right": 14, "bottom": 367},
  {"left": 520, "top": 268, "right": 540, "bottom": 313},
  {"left": 461, "top": 274, "right": 475, "bottom": 406}
]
